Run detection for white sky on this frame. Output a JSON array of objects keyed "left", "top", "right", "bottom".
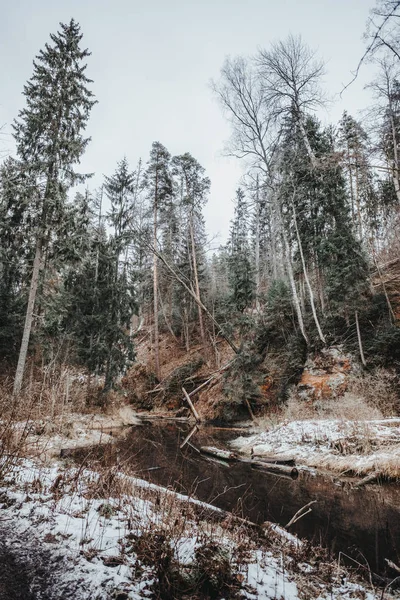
[{"left": 0, "top": 0, "right": 377, "bottom": 246}]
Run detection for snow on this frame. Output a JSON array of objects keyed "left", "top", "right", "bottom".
[
  {"left": 0, "top": 458, "right": 395, "bottom": 599},
  {"left": 231, "top": 418, "right": 400, "bottom": 476},
  {"left": 7, "top": 407, "right": 141, "bottom": 460}
]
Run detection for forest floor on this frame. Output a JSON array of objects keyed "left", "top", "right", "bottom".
[{"left": 0, "top": 455, "right": 397, "bottom": 600}]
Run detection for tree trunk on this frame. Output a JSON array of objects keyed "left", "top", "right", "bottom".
[
  {"left": 281, "top": 226, "right": 309, "bottom": 345},
  {"left": 354, "top": 163, "right": 363, "bottom": 240},
  {"left": 389, "top": 110, "right": 400, "bottom": 203},
  {"left": 355, "top": 311, "right": 367, "bottom": 367},
  {"left": 347, "top": 143, "right": 356, "bottom": 226},
  {"left": 146, "top": 239, "right": 239, "bottom": 354},
  {"left": 292, "top": 201, "right": 326, "bottom": 344},
  {"left": 298, "top": 115, "right": 317, "bottom": 168},
  {"left": 189, "top": 214, "right": 207, "bottom": 351},
  {"left": 13, "top": 236, "right": 43, "bottom": 395},
  {"left": 254, "top": 176, "right": 261, "bottom": 308},
  {"left": 153, "top": 180, "right": 161, "bottom": 380}
]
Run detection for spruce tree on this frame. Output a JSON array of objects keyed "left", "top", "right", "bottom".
[
  {"left": 102, "top": 159, "right": 137, "bottom": 390},
  {"left": 63, "top": 231, "right": 135, "bottom": 390},
  {"left": 228, "top": 188, "right": 255, "bottom": 312},
  {"left": 143, "top": 142, "right": 173, "bottom": 379},
  {"left": 280, "top": 115, "right": 369, "bottom": 330},
  {"left": 0, "top": 159, "right": 36, "bottom": 359},
  {"left": 338, "top": 112, "right": 377, "bottom": 242},
  {"left": 172, "top": 153, "right": 210, "bottom": 350},
  {"left": 12, "top": 19, "right": 96, "bottom": 394}
]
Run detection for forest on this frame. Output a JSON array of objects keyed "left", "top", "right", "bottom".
[
  {"left": 1, "top": 10, "right": 400, "bottom": 415},
  {"left": 1, "top": 2, "right": 400, "bottom": 599}
]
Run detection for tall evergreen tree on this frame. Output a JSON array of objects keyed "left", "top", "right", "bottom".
[
  {"left": 338, "top": 111, "right": 378, "bottom": 242},
  {"left": 0, "top": 159, "right": 36, "bottom": 359},
  {"left": 12, "top": 19, "right": 96, "bottom": 394},
  {"left": 143, "top": 142, "right": 173, "bottom": 379},
  {"left": 102, "top": 158, "right": 137, "bottom": 390},
  {"left": 228, "top": 188, "right": 255, "bottom": 312},
  {"left": 172, "top": 153, "right": 210, "bottom": 350}
]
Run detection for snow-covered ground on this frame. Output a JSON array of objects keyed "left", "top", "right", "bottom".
[
  {"left": 0, "top": 458, "right": 394, "bottom": 599},
  {"left": 231, "top": 418, "right": 400, "bottom": 477},
  {"left": 12, "top": 406, "right": 141, "bottom": 461}
]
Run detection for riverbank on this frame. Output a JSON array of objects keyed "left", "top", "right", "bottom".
[
  {"left": 0, "top": 456, "right": 396, "bottom": 600},
  {"left": 230, "top": 417, "right": 400, "bottom": 479}
]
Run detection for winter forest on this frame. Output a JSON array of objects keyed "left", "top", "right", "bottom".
[{"left": 1, "top": 2, "right": 400, "bottom": 599}]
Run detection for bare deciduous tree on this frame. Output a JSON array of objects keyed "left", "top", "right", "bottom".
[
  {"left": 256, "top": 34, "right": 326, "bottom": 168},
  {"left": 367, "top": 58, "right": 400, "bottom": 202},
  {"left": 211, "top": 56, "right": 279, "bottom": 176}
]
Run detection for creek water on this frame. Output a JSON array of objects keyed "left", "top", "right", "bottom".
[{"left": 74, "top": 421, "right": 400, "bottom": 581}]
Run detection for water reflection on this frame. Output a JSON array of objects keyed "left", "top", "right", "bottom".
[{"left": 74, "top": 422, "right": 400, "bottom": 578}]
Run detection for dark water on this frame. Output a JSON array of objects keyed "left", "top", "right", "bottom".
[{"left": 74, "top": 422, "right": 400, "bottom": 580}]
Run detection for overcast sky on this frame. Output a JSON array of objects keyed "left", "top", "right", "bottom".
[{"left": 0, "top": 0, "right": 377, "bottom": 246}]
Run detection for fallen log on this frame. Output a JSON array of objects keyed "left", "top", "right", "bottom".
[
  {"left": 198, "top": 447, "right": 299, "bottom": 478},
  {"left": 139, "top": 413, "right": 191, "bottom": 422},
  {"left": 252, "top": 455, "right": 296, "bottom": 467},
  {"left": 187, "top": 359, "right": 235, "bottom": 398},
  {"left": 182, "top": 387, "right": 201, "bottom": 422},
  {"left": 202, "top": 455, "right": 231, "bottom": 467},
  {"left": 199, "top": 446, "right": 238, "bottom": 461},
  {"left": 250, "top": 460, "right": 299, "bottom": 479},
  {"left": 207, "top": 426, "right": 253, "bottom": 433}
]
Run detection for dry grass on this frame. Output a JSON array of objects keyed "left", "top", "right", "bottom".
[
  {"left": 282, "top": 393, "right": 383, "bottom": 422},
  {"left": 0, "top": 360, "right": 128, "bottom": 425},
  {"left": 346, "top": 369, "right": 400, "bottom": 417},
  {"left": 280, "top": 368, "right": 400, "bottom": 423}
]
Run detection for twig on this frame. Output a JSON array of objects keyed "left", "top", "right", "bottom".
[
  {"left": 180, "top": 425, "right": 198, "bottom": 449},
  {"left": 285, "top": 500, "right": 317, "bottom": 528}
]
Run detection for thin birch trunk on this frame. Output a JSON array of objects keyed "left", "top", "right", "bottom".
[
  {"left": 13, "top": 236, "right": 43, "bottom": 395},
  {"left": 372, "top": 251, "right": 396, "bottom": 322},
  {"left": 347, "top": 143, "right": 356, "bottom": 226},
  {"left": 189, "top": 214, "right": 206, "bottom": 350},
  {"left": 298, "top": 116, "right": 317, "bottom": 168},
  {"left": 390, "top": 110, "right": 400, "bottom": 203},
  {"left": 355, "top": 311, "right": 367, "bottom": 367},
  {"left": 145, "top": 239, "right": 239, "bottom": 354},
  {"left": 254, "top": 176, "right": 261, "bottom": 308},
  {"left": 281, "top": 226, "right": 309, "bottom": 345},
  {"left": 354, "top": 164, "right": 363, "bottom": 240},
  {"left": 292, "top": 201, "right": 326, "bottom": 344}
]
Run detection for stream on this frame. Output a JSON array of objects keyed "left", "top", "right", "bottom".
[{"left": 73, "top": 421, "right": 400, "bottom": 581}]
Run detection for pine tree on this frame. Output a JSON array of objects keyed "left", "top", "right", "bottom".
[
  {"left": 102, "top": 158, "right": 137, "bottom": 390},
  {"left": 12, "top": 19, "right": 96, "bottom": 394},
  {"left": 63, "top": 231, "right": 135, "bottom": 390},
  {"left": 0, "top": 159, "right": 36, "bottom": 359},
  {"left": 338, "top": 112, "right": 378, "bottom": 242},
  {"left": 143, "top": 142, "right": 173, "bottom": 379},
  {"left": 228, "top": 188, "right": 255, "bottom": 312},
  {"left": 172, "top": 153, "right": 210, "bottom": 350}
]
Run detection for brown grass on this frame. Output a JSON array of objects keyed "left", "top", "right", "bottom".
[{"left": 281, "top": 368, "right": 400, "bottom": 422}]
